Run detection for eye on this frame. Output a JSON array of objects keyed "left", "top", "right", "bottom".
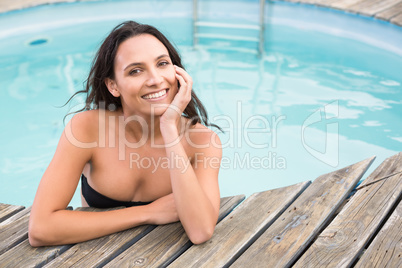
[
  {"left": 129, "top": 69, "right": 141, "bottom": 75},
  {"left": 158, "top": 61, "right": 170, "bottom": 67}
]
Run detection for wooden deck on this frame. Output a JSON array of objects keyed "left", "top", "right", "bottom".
[
  {"left": 282, "top": 0, "right": 402, "bottom": 26},
  {"left": 0, "top": 152, "right": 400, "bottom": 267}
]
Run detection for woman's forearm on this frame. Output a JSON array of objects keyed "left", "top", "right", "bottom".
[
  {"left": 29, "top": 205, "right": 151, "bottom": 247},
  {"left": 162, "top": 126, "right": 218, "bottom": 244}
]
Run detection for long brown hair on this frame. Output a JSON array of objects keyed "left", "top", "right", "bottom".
[{"left": 66, "top": 21, "right": 220, "bottom": 130}]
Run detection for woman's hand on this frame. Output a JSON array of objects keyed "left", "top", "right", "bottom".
[
  {"left": 160, "top": 65, "right": 192, "bottom": 130},
  {"left": 146, "top": 194, "right": 179, "bottom": 225}
]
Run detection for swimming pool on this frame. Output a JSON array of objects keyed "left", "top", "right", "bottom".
[{"left": 1, "top": 0, "right": 401, "bottom": 207}]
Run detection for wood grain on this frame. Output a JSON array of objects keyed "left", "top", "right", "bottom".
[
  {"left": 41, "top": 206, "right": 152, "bottom": 267},
  {"left": 347, "top": 0, "right": 401, "bottom": 16},
  {"left": 231, "top": 156, "right": 375, "bottom": 268},
  {"left": 391, "top": 12, "right": 402, "bottom": 26},
  {"left": 0, "top": 207, "right": 116, "bottom": 267},
  {"left": 375, "top": 2, "right": 402, "bottom": 20},
  {"left": 354, "top": 200, "right": 402, "bottom": 268},
  {"left": 169, "top": 181, "right": 311, "bottom": 268},
  {"left": 0, "top": 239, "right": 71, "bottom": 268},
  {"left": 294, "top": 152, "right": 402, "bottom": 267},
  {"left": 103, "top": 195, "right": 245, "bottom": 268},
  {"left": 0, "top": 207, "right": 31, "bottom": 255},
  {"left": 330, "top": 0, "right": 366, "bottom": 10},
  {"left": 1, "top": 153, "right": 401, "bottom": 267},
  {"left": 0, "top": 203, "right": 24, "bottom": 223},
  {"left": 43, "top": 224, "right": 154, "bottom": 267}
]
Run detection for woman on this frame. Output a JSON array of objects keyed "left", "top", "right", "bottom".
[{"left": 28, "top": 21, "right": 222, "bottom": 246}]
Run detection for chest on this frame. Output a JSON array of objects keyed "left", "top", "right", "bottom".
[{"left": 89, "top": 142, "right": 193, "bottom": 201}]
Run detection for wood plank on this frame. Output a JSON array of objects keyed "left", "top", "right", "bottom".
[
  {"left": 170, "top": 181, "right": 311, "bottom": 268},
  {"left": 42, "top": 207, "right": 155, "bottom": 267},
  {"left": 280, "top": 0, "right": 302, "bottom": 4},
  {"left": 347, "top": 0, "right": 380, "bottom": 13},
  {"left": 0, "top": 208, "right": 74, "bottom": 267},
  {"left": 351, "top": 0, "right": 402, "bottom": 16},
  {"left": 0, "top": 239, "right": 72, "bottom": 268},
  {"left": 0, "top": 206, "right": 31, "bottom": 228},
  {"left": 315, "top": 0, "right": 343, "bottom": 8},
  {"left": 231, "top": 156, "right": 375, "bottom": 267},
  {"left": 391, "top": 12, "right": 402, "bottom": 26},
  {"left": 375, "top": 2, "right": 402, "bottom": 20},
  {"left": 103, "top": 195, "right": 245, "bottom": 268},
  {"left": 354, "top": 200, "right": 402, "bottom": 268},
  {"left": 330, "top": 0, "right": 366, "bottom": 10},
  {"left": 298, "top": 0, "right": 338, "bottom": 7},
  {"left": 0, "top": 207, "right": 114, "bottom": 267},
  {"left": 0, "top": 207, "right": 31, "bottom": 255},
  {"left": 0, "top": 203, "right": 24, "bottom": 223},
  {"left": 294, "top": 152, "right": 402, "bottom": 267},
  {"left": 369, "top": 0, "right": 402, "bottom": 16}
]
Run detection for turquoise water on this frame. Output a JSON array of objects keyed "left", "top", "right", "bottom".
[{"left": 0, "top": 0, "right": 401, "bottom": 207}]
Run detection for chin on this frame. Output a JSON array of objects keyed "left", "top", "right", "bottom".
[
  {"left": 149, "top": 104, "right": 170, "bottom": 117},
  {"left": 153, "top": 107, "right": 169, "bottom": 116}
]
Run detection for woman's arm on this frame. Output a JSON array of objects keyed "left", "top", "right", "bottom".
[
  {"left": 28, "top": 112, "right": 178, "bottom": 247},
  {"left": 162, "top": 127, "right": 221, "bottom": 244},
  {"left": 160, "top": 66, "right": 221, "bottom": 244}
]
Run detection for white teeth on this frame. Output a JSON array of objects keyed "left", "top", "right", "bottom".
[{"left": 143, "top": 89, "right": 167, "bottom": 100}]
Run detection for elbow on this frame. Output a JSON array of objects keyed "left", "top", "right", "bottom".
[
  {"left": 28, "top": 227, "right": 45, "bottom": 247},
  {"left": 29, "top": 235, "right": 44, "bottom": 248},
  {"left": 188, "top": 225, "right": 215, "bottom": 245},
  {"left": 28, "top": 218, "right": 53, "bottom": 247}
]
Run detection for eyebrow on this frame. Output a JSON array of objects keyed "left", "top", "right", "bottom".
[{"left": 123, "top": 54, "right": 170, "bottom": 71}]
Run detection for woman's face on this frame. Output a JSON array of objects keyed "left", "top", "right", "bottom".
[{"left": 107, "top": 34, "right": 178, "bottom": 117}]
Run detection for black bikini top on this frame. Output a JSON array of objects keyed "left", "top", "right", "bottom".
[{"left": 81, "top": 174, "right": 152, "bottom": 208}]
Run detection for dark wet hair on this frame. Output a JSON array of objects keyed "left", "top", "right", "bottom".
[{"left": 66, "top": 20, "right": 220, "bottom": 130}]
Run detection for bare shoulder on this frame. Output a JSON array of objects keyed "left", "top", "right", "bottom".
[
  {"left": 68, "top": 109, "right": 100, "bottom": 129},
  {"left": 65, "top": 109, "right": 121, "bottom": 145},
  {"left": 70, "top": 109, "right": 100, "bottom": 122},
  {"left": 64, "top": 109, "right": 101, "bottom": 144},
  {"left": 186, "top": 123, "right": 222, "bottom": 152}
]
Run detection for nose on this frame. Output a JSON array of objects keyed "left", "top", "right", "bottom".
[{"left": 145, "top": 67, "right": 163, "bottom": 87}]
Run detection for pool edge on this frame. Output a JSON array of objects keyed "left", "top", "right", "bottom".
[{"left": 1, "top": 0, "right": 402, "bottom": 27}]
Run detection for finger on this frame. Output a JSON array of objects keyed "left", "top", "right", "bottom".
[
  {"left": 175, "top": 73, "right": 189, "bottom": 96},
  {"left": 174, "top": 75, "right": 191, "bottom": 108},
  {"left": 175, "top": 73, "right": 192, "bottom": 104},
  {"left": 174, "top": 70, "right": 192, "bottom": 100},
  {"left": 174, "top": 66, "right": 193, "bottom": 89},
  {"left": 175, "top": 72, "right": 187, "bottom": 88}
]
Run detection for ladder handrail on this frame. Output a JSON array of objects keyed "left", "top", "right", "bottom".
[
  {"left": 259, "top": 0, "right": 265, "bottom": 57},
  {"left": 193, "top": 0, "right": 265, "bottom": 57},
  {"left": 193, "top": 0, "right": 198, "bottom": 47}
]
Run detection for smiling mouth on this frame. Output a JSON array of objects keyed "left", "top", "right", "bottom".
[{"left": 142, "top": 89, "right": 168, "bottom": 100}]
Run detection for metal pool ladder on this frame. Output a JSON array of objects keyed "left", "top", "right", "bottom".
[{"left": 193, "top": 0, "right": 266, "bottom": 56}]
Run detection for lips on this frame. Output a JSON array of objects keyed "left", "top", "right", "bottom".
[{"left": 141, "top": 89, "right": 168, "bottom": 100}]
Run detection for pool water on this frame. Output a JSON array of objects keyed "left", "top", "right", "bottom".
[{"left": 0, "top": 0, "right": 401, "bottom": 207}]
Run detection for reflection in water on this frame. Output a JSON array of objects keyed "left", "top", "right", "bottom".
[{"left": 183, "top": 37, "right": 401, "bottom": 197}]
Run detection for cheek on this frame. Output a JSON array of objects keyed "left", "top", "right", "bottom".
[{"left": 165, "top": 67, "right": 178, "bottom": 89}]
